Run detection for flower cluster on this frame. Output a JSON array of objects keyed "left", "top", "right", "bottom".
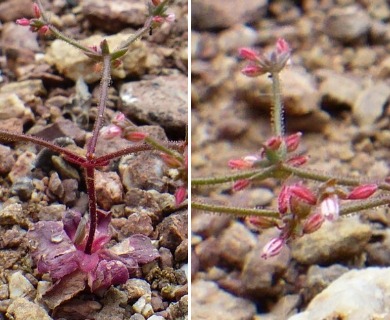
[
  {"left": 239, "top": 38, "right": 291, "bottom": 77},
  {"left": 260, "top": 182, "right": 378, "bottom": 259},
  {"left": 28, "top": 210, "right": 159, "bottom": 293},
  {"left": 16, "top": 3, "right": 49, "bottom": 35}
]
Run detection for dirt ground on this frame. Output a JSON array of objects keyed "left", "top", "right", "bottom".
[
  {"left": 0, "top": 0, "right": 188, "bottom": 319},
  {"left": 192, "top": 0, "right": 390, "bottom": 319}
]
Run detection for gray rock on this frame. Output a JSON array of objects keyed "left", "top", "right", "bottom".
[
  {"left": 81, "top": 0, "right": 148, "bottom": 32},
  {"left": 291, "top": 217, "right": 372, "bottom": 265},
  {"left": 192, "top": 280, "right": 256, "bottom": 320},
  {"left": 217, "top": 24, "right": 258, "bottom": 53},
  {"left": 353, "top": 82, "right": 390, "bottom": 127},
  {"left": 6, "top": 297, "right": 52, "bottom": 320},
  {"left": 324, "top": 6, "right": 371, "bottom": 43},
  {"left": 192, "top": 0, "right": 267, "bottom": 30},
  {"left": 319, "top": 72, "right": 363, "bottom": 109},
  {"left": 120, "top": 75, "right": 187, "bottom": 134},
  {"left": 8, "top": 272, "right": 34, "bottom": 299},
  {"left": 0, "top": 79, "right": 46, "bottom": 101},
  {"left": 302, "top": 264, "right": 349, "bottom": 304},
  {"left": 218, "top": 221, "right": 257, "bottom": 269},
  {"left": 288, "top": 267, "right": 390, "bottom": 320}
]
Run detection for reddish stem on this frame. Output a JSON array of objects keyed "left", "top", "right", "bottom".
[{"left": 84, "top": 165, "right": 97, "bottom": 254}]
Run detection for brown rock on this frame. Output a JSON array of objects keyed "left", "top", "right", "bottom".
[
  {"left": 0, "top": 0, "right": 34, "bottom": 22},
  {"left": 112, "top": 212, "right": 153, "bottom": 240},
  {"left": 119, "top": 152, "right": 166, "bottom": 193},
  {"left": 241, "top": 229, "right": 290, "bottom": 298},
  {"left": 218, "top": 221, "right": 257, "bottom": 269},
  {"left": 174, "top": 239, "right": 188, "bottom": 263},
  {"left": 157, "top": 210, "right": 188, "bottom": 251},
  {"left": 94, "top": 171, "right": 123, "bottom": 211},
  {"left": 9, "top": 151, "right": 36, "bottom": 184},
  {"left": 7, "top": 297, "right": 52, "bottom": 320},
  {"left": 0, "top": 145, "right": 15, "bottom": 175},
  {"left": 33, "top": 119, "right": 86, "bottom": 145}
]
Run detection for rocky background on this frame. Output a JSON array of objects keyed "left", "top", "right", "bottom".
[
  {"left": 192, "top": 0, "right": 390, "bottom": 319},
  {"left": 0, "top": 0, "right": 188, "bottom": 319}
]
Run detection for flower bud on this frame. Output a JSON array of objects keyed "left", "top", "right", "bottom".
[
  {"left": 241, "top": 64, "right": 265, "bottom": 77},
  {"left": 160, "top": 153, "right": 182, "bottom": 168},
  {"left": 261, "top": 237, "right": 285, "bottom": 259},
  {"left": 278, "top": 185, "right": 290, "bottom": 214},
  {"left": 347, "top": 184, "right": 378, "bottom": 200},
  {"left": 238, "top": 48, "right": 259, "bottom": 61},
  {"left": 33, "top": 3, "right": 41, "bottom": 18},
  {"left": 286, "top": 155, "right": 309, "bottom": 167},
  {"left": 290, "top": 184, "right": 317, "bottom": 205},
  {"left": 303, "top": 212, "right": 325, "bottom": 234},
  {"left": 276, "top": 38, "right": 290, "bottom": 55},
  {"left": 152, "top": 0, "right": 161, "bottom": 6},
  {"left": 174, "top": 187, "right": 187, "bottom": 206},
  {"left": 265, "top": 136, "right": 283, "bottom": 151},
  {"left": 124, "top": 131, "right": 147, "bottom": 142},
  {"left": 285, "top": 132, "right": 302, "bottom": 152},
  {"left": 228, "top": 159, "right": 253, "bottom": 169},
  {"left": 16, "top": 18, "right": 31, "bottom": 26},
  {"left": 246, "top": 216, "right": 276, "bottom": 229},
  {"left": 233, "top": 179, "right": 250, "bottom": 192}
]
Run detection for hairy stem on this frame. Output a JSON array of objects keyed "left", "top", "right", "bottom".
[
  {"left": 84, "top": 166, "right": 97, "bottom": 254},
  {"left": 270, "top": 71, "right": 284, "bottom": 137},
  {"left": 192, "top": 201, "right": 279, "bottom": 218},
  {"left": 87, "top": 55, "right": 111, "bottom": 157},
  {"left": 191, "top": 166, "right": 276, "bottom": 186}
]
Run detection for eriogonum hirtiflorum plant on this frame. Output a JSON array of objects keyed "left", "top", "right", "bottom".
[
  {"left": 2, "top": 0, "right": 187, "bottom": 301},
  {"left": 191, "top": 38, "right": 390, "bottom": 259}
]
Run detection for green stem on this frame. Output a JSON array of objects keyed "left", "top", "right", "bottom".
[
  {"left": 281, "top": 164, "right": 390, "bottom": 191},
  {"left": 192, "top": 201, "right": 280, "bottom": 218},
  {"left": 191, "top": 166, "right": 276, "bottom": 186},
  {"left": 340, "top": 196, "right": 390, "bottom": 215},
  {"left": 145, "top": 136, "right": 183, "bottom": 162},
  {"left": 271, "top": 71, "right": 284, "bottom": 137}
]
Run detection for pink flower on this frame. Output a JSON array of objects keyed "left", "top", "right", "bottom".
[
  {"left": 124, "top": 131, "right": 148, "bottom": 142},
  {"left": 228, "top": 155, "right": 260, "bottom": 169},
  {"left": 320, "top": 195, "right": 339, "bottom": 221},
  {"left": 347, "top": 184, "right": 378, "bottom": 200},
  {"left": 100, "top": 125, "right": 122, "bottom": 140},
  {"left": 261, "top": 237, "right": 285, "bottom": 259}
]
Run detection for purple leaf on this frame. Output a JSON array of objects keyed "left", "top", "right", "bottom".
[
  {"left": 89, "top": 259, "right": 129, "bottom": 292},
  {"left": 110, "top": 234, "right": 159, "bottom": 265}
]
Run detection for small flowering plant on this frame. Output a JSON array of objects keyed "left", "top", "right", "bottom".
[
  {"left": 192, "top": 38, "right": 390, "bottom": 259},
  {"left": 2, "top": 0, "right": 187, "bottom": 309}
]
